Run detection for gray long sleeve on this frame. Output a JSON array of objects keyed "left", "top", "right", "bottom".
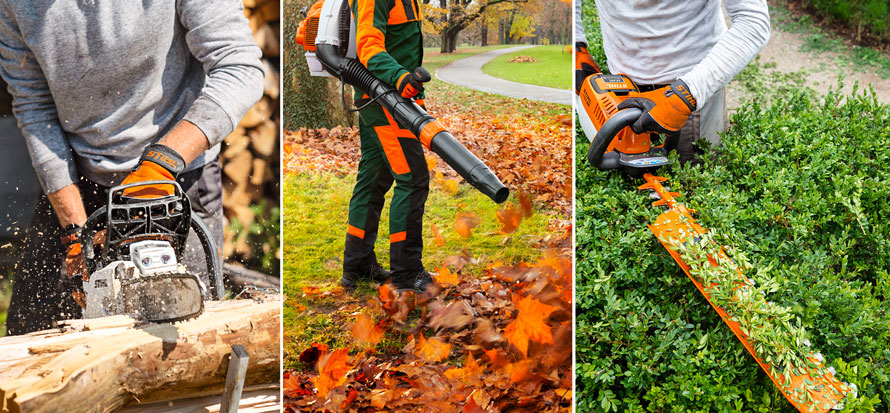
[
  {"left": 0, "top": 0, "right": 264, "bottom": 194},
  {"left": 593, "top": 0, "right": 770, "bottom": 107}
]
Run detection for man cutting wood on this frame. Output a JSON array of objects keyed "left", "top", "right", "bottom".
[
  {"left": 0, "top": 1, "right": 265, "bottom": 334},
  {"left": 575, "top": 0, "right": 771, "bottom": 164}
]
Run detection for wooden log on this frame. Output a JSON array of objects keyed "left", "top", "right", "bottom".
[
  {"left": 254, "top": 25, "right": 280, "bottom": 58},
  {"left": 0, "top": 299, "right": 280, "bottom": 413},
  {"left": 240, "top": 97, "right": 271, "bottom": 129}
]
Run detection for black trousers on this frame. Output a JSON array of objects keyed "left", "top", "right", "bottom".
[{"left": 5, "top": 159, "right": 223, "bottom": 335}]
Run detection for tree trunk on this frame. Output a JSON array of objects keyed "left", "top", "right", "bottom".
[
  {"left": 0, "top": 299, "right": 280, "bottom": 413},
  {"left": 481, "top": 24, "right": 488, "bottom": 46}
]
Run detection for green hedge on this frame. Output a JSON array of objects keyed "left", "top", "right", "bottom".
[
  {"left": 575, "top": 88, "right": 890, "bottom": 412},
  {"left": 809, "top": 0, "right": 890, "bottom": 40}
]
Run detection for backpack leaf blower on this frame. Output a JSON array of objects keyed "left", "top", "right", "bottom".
[
  {"left": 295, "top": 0, "right": 509, "bottom": 204},
  {"left": 577, "top": 70, "right": 855, "bottom": 411}
]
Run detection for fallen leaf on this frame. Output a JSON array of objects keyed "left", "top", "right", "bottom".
[
  {"left": 503, "top": 295, "right": 558, "bottom": 356},
  {"left": 302, "top": 286, "right": 321, "bottom": 296},
  {"left": 414, "top": 332, "right": 452, "bottom": 363},
  {"left": 444, "top": 353, "right": 484, "bottom": 383}
]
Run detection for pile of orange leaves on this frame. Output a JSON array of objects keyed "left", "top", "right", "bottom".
[{"left": 283, "top": 247, "right": 572, "bottom": 412}]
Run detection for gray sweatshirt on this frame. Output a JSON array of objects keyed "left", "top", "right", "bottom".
[
  {"left": 576, "top": 0, "right": 770, "bottom": 107},
  {"left": 0, "top": 0, "right": 265, "bottom": 194}
]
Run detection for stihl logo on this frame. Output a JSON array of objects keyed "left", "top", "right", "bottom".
[
  {"left": 672, "top": 84, "right": 697, "bottom": 108},
  {"left": 147, "top": 151, "right": 179, "bottom": 168}
]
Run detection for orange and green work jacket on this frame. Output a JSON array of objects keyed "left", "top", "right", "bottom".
[{"left": 350, "top": 0, "right": 424, "bottom": 99}]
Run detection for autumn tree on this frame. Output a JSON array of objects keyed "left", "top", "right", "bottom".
[{"left": 426, "top": 0, "right": 528, "bottom": 53}]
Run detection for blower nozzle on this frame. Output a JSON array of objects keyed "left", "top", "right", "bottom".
[{"left": 315, "top": 44, "right": 509, "bottom": 204}]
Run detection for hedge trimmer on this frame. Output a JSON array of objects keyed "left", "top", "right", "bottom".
[{"left": 576, "top": 72, "right": 855, "bottom": 412}]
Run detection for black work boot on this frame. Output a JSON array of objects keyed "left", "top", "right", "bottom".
[
  {"left": 392, "top": 270, "right": 434, "bottom": 292},
  {"left": 340, "top": 262, "right": 391, "bottom": 290}
]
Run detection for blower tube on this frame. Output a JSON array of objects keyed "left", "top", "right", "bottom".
[{"left": 316, "top": 44, "right": 509, "bottom": 204}]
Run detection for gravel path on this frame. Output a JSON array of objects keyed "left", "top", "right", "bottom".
[
  {"left": 726, "top": 27, "right": 890, "bottom": 109},
  {"left": 436, "top": 45, "right": 572, "bottom": 105}
]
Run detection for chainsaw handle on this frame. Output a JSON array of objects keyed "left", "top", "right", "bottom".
[
  {"left": 587, "top": 107, "right": 641, "bottom": 169},
  {"left": 191, "top": 215, "right": 224, "bottom": 300}
]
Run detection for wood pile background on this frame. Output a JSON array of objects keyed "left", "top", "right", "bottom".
[{"left": 221, "top": 0, "right": 281, "bottom": 264}]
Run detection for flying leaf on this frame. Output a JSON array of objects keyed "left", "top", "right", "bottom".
[
  {"left": 414, "top": 332, "right": 452, "bottom": 363},
  {"left": 314, "top": 348, "right": 351, "bottom": 399},
  {"left": 350, "top": 313, "right": 384, "bottom": 347},
  {"left": 518, "top": 191, "right": 533, "bottom": 218},
  {"left": 455, "top": 213, "right": 480, "bottom": 238},
  {"left": 299, "top": 343, "right": 329, "bottom": 368},
  {"left": 434, "top": 266, "right": 461, "bottom": 286},
  {"left": 302, "top": 286, "right": 321, "bottom": 296},
  {"left": 496, "top": 203, "right": 523, "bottom": 234},
  {"left": 503, "top": 295, "right": 558, "bottom": 356},
  {"left": 431, "top": 223, "right": 446, "bottom": 246}
]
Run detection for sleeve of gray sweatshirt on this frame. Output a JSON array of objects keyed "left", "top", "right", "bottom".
[
  {"left": 178, "top": 0, "right": 265, "bottom": 148},
  {"left": 0, "top": 1, "right": 77, "bottom": 194},
  {"left": 680, "top": 0, "right": 771, "bottom": 107},
  {"left": 575, "top": 0, "right": 588, "bottom": 46}
]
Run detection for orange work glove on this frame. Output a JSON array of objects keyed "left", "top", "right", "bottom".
[
  {"left": 121, "top": 144, "right": 185, "bottom": 198},
  {"left": 617, "top": 79, "right": 697, "bottom": 135},
  {"left": 396, "top": 67, "right": 431, "bottom": 99},
  {"left": 575, "top": 42, "right": 601, "bottom": 94}
]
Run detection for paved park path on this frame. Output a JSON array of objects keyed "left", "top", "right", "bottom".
[{"left": 436, "top": 45, "right": 572, "bottom": 105}]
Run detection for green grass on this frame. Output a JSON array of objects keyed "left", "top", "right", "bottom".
[
  {"left": 282, "top": 172, "right": 557, "bottom": 368},
  {"left": 0, "top": 279, "right": 11, "bottom": 337},
  {"left": 424, "top": 46, "right": 569, "bottom": 117},
  {"left": 481, "top": 45, "right": 572, "bottom": 90}
]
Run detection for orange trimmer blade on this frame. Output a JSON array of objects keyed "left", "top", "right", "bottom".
[{"left": 640, "top": 173, "right": 850, "bottom": 413}]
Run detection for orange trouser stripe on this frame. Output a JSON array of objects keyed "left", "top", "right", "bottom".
[
  {"left": 347, "top": 224, "right": 366, "bottom": 239},
  {"left": 390, "top": 231, "right": 407, "bottom": 243}
]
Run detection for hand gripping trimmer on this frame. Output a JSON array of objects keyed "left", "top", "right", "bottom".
[
  {"left": 577, "top": 69, "right": 855, "bottom": 411},
  {"left": 78, "top": 181, "right": 224, "bottom": 323},
  {"left": 295, "top": 0, "right": 509, "bottom": 203}
]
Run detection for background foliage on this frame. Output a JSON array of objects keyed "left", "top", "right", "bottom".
[{"left": 808, "top": 0, "right": 889, "bottom": 41}]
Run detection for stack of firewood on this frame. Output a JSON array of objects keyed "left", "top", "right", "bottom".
[{"left": 221, "top": 0, "right": 281, "bottom": 260}]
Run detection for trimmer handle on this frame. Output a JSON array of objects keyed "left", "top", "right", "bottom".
[
  {"left": 413, "top": 67, "right": 431, "bottom": 83},
  {"left": 586, "top": 108, "right": 641, "bottom": 169}
]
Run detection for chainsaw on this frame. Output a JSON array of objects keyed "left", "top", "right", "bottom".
[
  {"left": 77, "top": 181, "right": 224, "bottom": 323},
  {"left": 576, "top": 71, "right": 855, "bottom": 412},
  {"left": 295, "top": 0, "right": 508, "bottom": 204}
]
